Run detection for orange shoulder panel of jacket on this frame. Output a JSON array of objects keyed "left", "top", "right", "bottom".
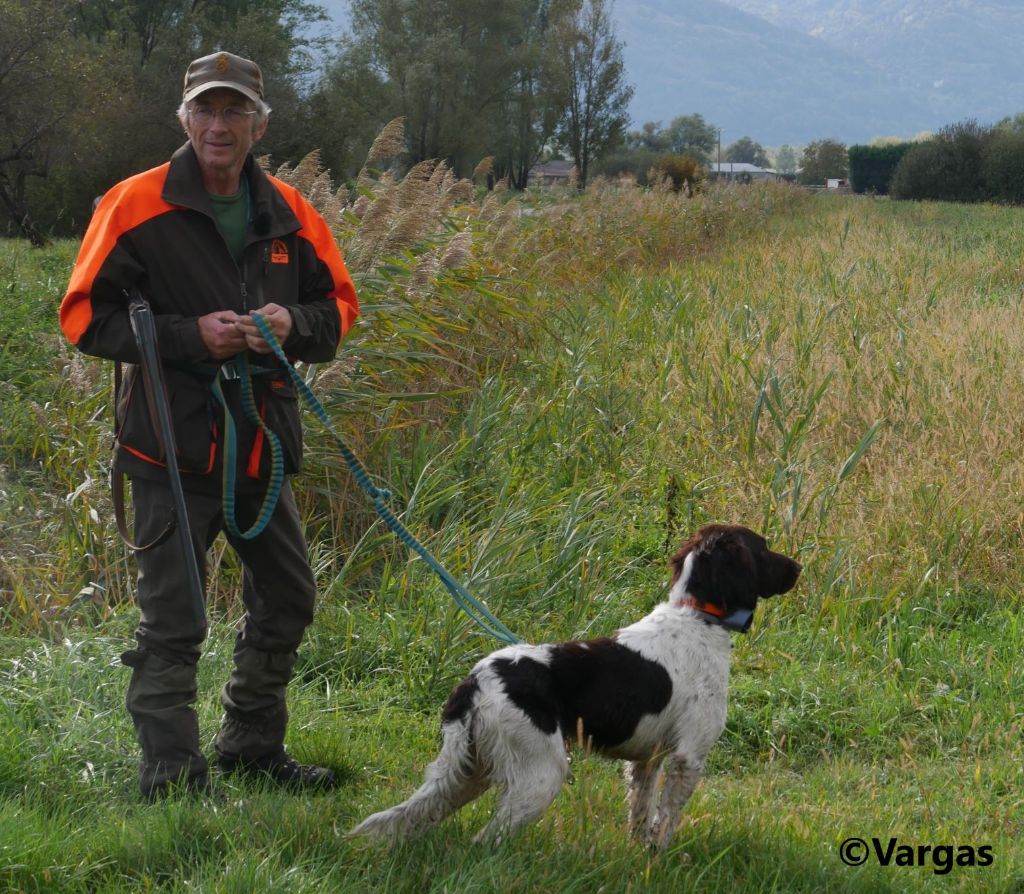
[
  {"left": 60, "top": 163, "right": 175, "bottom": 345},
  {"left": 267, "top": 175, "right": 359, "bottom": 339}
]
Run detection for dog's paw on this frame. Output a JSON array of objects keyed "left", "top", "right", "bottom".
[
  {"left": 472, "top": 824, "right": 507, "bottom": 848},
  {"left": 634, "top": 822, "right": 660, "bottom": 851},
  {"left": 656, "top": 827, "right": 676, "bottom": 852},
  {"left": 636, "top": 813, "right": 680, "bottom": 852}
]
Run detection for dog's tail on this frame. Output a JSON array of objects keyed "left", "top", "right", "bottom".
[{"left": 350, "top": 681, "right": 484, "bottom": 841}]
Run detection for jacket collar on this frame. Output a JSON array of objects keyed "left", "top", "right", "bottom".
[{"left": 162, "top": 142, "right": 300, "bottom": 241}]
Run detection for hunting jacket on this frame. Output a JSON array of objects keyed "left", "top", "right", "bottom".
[{"left": 60, "top": 143, "right": 359, "bottom": 493}]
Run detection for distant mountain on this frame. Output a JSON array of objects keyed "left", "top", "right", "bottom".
[
  {"left": 612, "top": 0, "right": 943, "bottom": 144},
  {"left": 314, "top": 0, "right": 1024, "bottom": 147},
  {"left": 722, "top": 0, "right": 1024, "bottom": 130}
]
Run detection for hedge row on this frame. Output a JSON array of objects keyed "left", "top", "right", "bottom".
[
  {"left": 851, "top": 121, "right": 1024, "bottom": 203},
  {"left": 848, "top": 143, "right": 914, "bottom": 195}
]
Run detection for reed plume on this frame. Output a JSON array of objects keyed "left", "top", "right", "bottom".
[
  {"left": 472, "top": 156, "right": 494, "bottom": 181},
  {"left": 366, "top": 117, "right": 407, "bottom": 164}
]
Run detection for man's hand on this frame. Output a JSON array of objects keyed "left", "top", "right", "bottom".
[
  {"left": 236, "top": 303, "right": 293, "bottom": 354},
  {"left": 198, "top": 310, "right": 248, "bottom": 360}
]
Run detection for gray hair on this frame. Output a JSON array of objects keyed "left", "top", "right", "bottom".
[{"left": 176, "top": 96, "right": 272, "bottom": 130}]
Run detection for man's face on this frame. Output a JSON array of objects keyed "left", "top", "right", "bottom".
[{"left": 184, "top": 88, "right": 267, "bottom": 186}]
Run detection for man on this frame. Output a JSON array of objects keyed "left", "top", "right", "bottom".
[{"left": 59, "top": 51, "right": 359, "bottom": 799}]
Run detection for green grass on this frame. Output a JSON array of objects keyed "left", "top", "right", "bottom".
[{"left": 2, "top": 186, "right": 1023, "bottom": 892}]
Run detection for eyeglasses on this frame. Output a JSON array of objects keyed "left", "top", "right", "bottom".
[{"left": 189, "top": 105, "right": 257, "bottom": 126}]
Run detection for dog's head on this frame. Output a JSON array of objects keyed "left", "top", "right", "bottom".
[{"left": 668, "top": 525, "right": 801, "bottom": 630}]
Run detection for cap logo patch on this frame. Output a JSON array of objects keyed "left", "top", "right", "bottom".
[{"left": 216, "top": 53, "right": 230, "bottom": 72}]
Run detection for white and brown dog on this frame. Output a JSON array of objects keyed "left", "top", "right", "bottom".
[{"left": 350, "top": 524, "right": 801, "bottom": 849}]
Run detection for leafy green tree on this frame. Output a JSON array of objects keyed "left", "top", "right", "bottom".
[
  {"left": 0, "top": 0, "right": 127, "bottom": 243},
  {"left": 994, "top": 113, "right": 1024, "bottom": 135},
  {"left": 304, "top": 37, "right": 395, "bottom": 181},
  {"left": 667, "top": 114, "right": 716, "bottom": 163},
  {"left": 723, "top": 136, "right": 768, "bottom": 167},
  {"left": 797, "top": 139, "right": 848, "bottom": 185},
  {"left": 623, "top": 114, "right": 717, "bottom": 169},
  {"left": 344, "top": 0, "right": 521, "bottom": 176},
  {"left": 889, "top": 141, "right": 946, "bottom": 200},
  {"left": 774, "top": 144, "right": 798, "bottom": 175},
  {"left": 0, "top": 0, "right": 330, "bottom": 238},
  {"left": 627, "top": 121, "right": 671, "bottom": 152},
  {"left": 486, "top": 0, "right": 572, "bottom": 189},
  {"left": 73, "top": 1, "right": 326, "bottom": 114},
  {"left": 890, "top": 121, "right": 989, "bottom": 203},
  {"left": 553, "top": 0, "right": 634, "bottom": 189},
  {"left": 981, "top": 129, "right": 1024, "bottom": 203},
  {"left": 341, "top": 0, "right": 569, "bottom": 181},
  {"left": 934, "top": 120, "right": 988, "bottom": 201}
]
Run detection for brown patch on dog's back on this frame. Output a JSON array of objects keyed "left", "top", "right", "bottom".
[{"left": 442, "top": 675, "right": 480, "bottom": 724}]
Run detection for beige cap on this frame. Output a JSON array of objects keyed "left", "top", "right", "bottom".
[{"left": 183, "top": 51, "right": 263, "bottom": 104}]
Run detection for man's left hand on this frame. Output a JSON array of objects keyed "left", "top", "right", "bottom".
[{"left": 237, "top": 303, "right": 293, "bottom": 354}]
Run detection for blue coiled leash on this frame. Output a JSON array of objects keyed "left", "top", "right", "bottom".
[
  {"left": 231, "top": 313, "right": 519, "bottom": 645},
  {"left": 211, "top": 357, "right": 285, "bottom": 542}
]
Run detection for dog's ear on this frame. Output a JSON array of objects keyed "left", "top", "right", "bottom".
[
  {"left": 704, "top": 531, "right": 760, "bottom": 610},
  {"left": 668, "top": 536, "right": 696, "bottom": 587},
  {"left": 673, "top": 527, "right": 760, "bottom": 609}
]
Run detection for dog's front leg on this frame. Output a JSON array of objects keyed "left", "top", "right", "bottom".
[
  {"left": 625, "top": 758, "right": 662, "bottom": 839},
  {"left": 647, "top": 754, "right": 703, "bottom": 851}
]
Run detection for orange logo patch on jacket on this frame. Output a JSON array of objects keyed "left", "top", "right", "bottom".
[{"left": 271, "top": 239, "right": 289, "bottom": 264}]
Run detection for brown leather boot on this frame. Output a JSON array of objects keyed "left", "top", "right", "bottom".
[
  {"left": 216, "top": 746, "right": 337, "bottom": 790},
  {"left": 215, "top": 638, "right": 335, "bottom": 790}
]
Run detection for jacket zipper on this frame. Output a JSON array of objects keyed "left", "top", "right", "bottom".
[
  {"left": 258, "top": 245, "right": 268, "bottom": 307},
  {"left": 239, "top": 245, "right": 270, "bottom": 314},
  {"left": 240, "top": 259, "right": 249, "bottom": 313}
]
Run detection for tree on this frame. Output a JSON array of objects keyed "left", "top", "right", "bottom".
[
  {"left": 980, "top": 130, "right": 1024, "bottom": 203},
  {"left": 666, "top": 114, "right": 716, "bottom": 163},
  {"left": 889, "top": 121, "right": 989, "bottom": 202},
  {"left": 889, "top": 141, "right": 947, "bottom": 201},
  {"left": 305, "top": 37, "right": 396, "bottom": 182},
  {"left": 487, "top": 0, "right": 572, "bottom": 189},
  {"left": 74, "top": 0, "right": 181, "bottom": 66},
  {"left": 333, "top": 0, "right": 602, "bottom": 187},
  {"left": 617, "top": 113, "right": 717, "bottom": 178},
  {"left": 995, "top": 112, "right": 1024, "bottom": 135},
  {"left": 342, "top": 0, "right": 567, "bottom": 180},
  {"left": 723, "top": 136, "right": 769, "bottom": 167},
  {"left": 774, "top": 144, "right": 798, "bottom": 175},
  {"left": 933, "top": 120, "right": 988, "bottom": 201},
  {"left": 0, "top": 0, "right": 125, "bottom": 243},
  {"left": 554, "top": 0, "right": 634, "bottom": 189},
  {"left": 797, "top": 139, "right": 848, "bottom": 185},
  {"left": 0, "top": 0, "right": 328, "bottom": 239},
  {"left": 627, "top": 121, "right": 671, "bottom": 152}
]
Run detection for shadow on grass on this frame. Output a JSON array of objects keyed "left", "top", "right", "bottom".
[{"left": 340, "top": 811, "right": 919, "bottom": 894}]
